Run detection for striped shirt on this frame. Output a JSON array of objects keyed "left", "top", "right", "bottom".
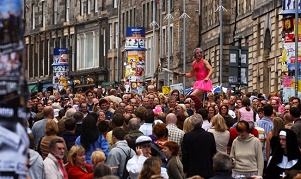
[{"left": 256, "top": 117, "right": 273, "bottom": 161}]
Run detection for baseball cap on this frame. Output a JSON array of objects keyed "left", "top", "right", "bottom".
[{"left": 135, "top": 136, "right": 152, "bottom": 145}]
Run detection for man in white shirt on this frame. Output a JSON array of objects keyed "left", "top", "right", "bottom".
[{"left": 126, "top": 136, "right": 168, "bottom": 179}]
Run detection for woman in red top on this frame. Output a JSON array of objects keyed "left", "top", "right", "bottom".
[
  {"left": 66, "top": 145, "right": 93, "bottom": 179},
  {"left": 181, "top": 48, "right": 214, "bottom": 110}
]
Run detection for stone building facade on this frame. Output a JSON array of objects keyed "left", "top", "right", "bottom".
[
  {"left": 199, "top": 0, "right": 283, "bottom": 94},
  {"left": 24, "top": 0, "right": 284, "bottom": 94},
  {"left": 24, "top": 0, "right": 118, "bottom": 92}
]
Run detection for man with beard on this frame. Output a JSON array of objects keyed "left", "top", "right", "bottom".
[{"left": 43, "top": 138, "right": 68, "bottom": 179}]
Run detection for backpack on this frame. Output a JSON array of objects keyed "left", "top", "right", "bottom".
[
  {"left": 116, "top": 147, "right": 131, "bottom": 179},
  {"left": 151, "top": 143, "right": 167, "bottom": 168}
]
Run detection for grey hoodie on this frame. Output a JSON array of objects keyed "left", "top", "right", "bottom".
[{"left": 28, "top": 149, "right": 45, "bottom": 179}]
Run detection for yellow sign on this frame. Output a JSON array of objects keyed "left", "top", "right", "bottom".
[{"left": 162, "top": 86, "right": 170, "bottom": 95}]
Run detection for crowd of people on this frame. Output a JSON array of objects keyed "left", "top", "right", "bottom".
[{"left": 24, "top": 83, "right": 301, "bottom": 179}]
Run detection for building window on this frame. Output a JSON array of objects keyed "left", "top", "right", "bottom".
[
  {"left": 66, "top": 0, "right": 70, "bottom": 22},
  {"left": 115, "top": 22, "right": 118, "bottom": 49},
  {"left": 162, "top": 0, "right": 166, "bottom": 12},
  {"left": 103, "top": 28, "right": 106, "bottom": 56},
  {"left": 77, "top": 31, "right": 100, "bottom": 70},
  {"left": 114, "top": 57, "right": 118, "bottom": 81},
  {"left": 109, "top": 24, "right": 113, "bottom": 49},
  {"left": 47, "top": 39, "right": 50, "bottom": 75},
  {"left": 32, "top": 4, "right": 35, "bottom": 29},
  {"left": 142, "top": 4, "right": 146, "bottom": 27},
  {"left": 122, "top": 13, "right": 125, "bottom": 35},
  {"left": 133, "top": 8, "right": 136, "bottom": 26},
  {"left": 53, "top": 39, "right": 56, "bottom": 48},
  {"left": 146, "top": 37, "right": 151, "bottom": 76},
  {"left": 87, "top": 0, "right": 91, "bottom": 14},
  {"left": 162, "top": 27, "right": 166, "bottom": 56},
  {"left": 26, "top": 44, "right": 29, "bottom": 77},
  {"left": 146, "top": 3, "right": 150, "bottom": 28},
  {"left": 171, "top": 0, "right": 174, "bottom": 11},
  {"left": 80, "top": 0, "right": 84, "bottom": 16},
  {"left": 169, "top": 25, "right": 173, "bottom": 53},
  {"left": 86, "top": 32, "right": 94, "bottom": 67},
  {"left": 59, "top": 37, "right": 62, "bottom": 48},
  {"left": 95, "top": 31, "right": 99, "bottom": 66},
  {"left": 102, "top": 0, "right": 105, "bottom": 11},
  {"left": 42, "top": 1, "right": 46, "bottom": 27},
  {"left": 65, "top": 36, "right": 69, "bottom": 48},
  {"left": 94, "top": 0, "right": 98, "bottom": 12},
  {"left": 113, "top": 0, "right": 117, "bottom": 8},
  {"left": 30, "top": 44, "right": 34, "bottom": 77},
  {"left": 53, "top": 0, "right": 58, "bottom": 24}
]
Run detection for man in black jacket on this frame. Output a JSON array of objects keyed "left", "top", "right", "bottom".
[{"left": 182, "top": 113, "right": 216, "bottom": 178}]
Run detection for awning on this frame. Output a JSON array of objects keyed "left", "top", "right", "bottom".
[
  {"left": 74, "top": 83, "right": 96, "bottom": 88},
  {"left": 102, "top": 82, "right": 116, "bottom": 88},
  {"left": 42, "top": 83, "right": 53, "bottom": 92},
  {"left": 28, "top": 84, "right": 38, "bottom": 92}
]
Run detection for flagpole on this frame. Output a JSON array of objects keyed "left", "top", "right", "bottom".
[
  {"left": 219, "top": 0, "right": 223, "bottom": 95},
  {"left": 183, "top": 0, "right": 187, "bottom": 90},
  {"left": 152, "top": 0, "right": 156, "bottom": 78},
  {"left": 295, "top": 0, "right": 299, "bottom": 97},
  {"left": 167, "top": 0, "right": 171, "bottom": 86}
]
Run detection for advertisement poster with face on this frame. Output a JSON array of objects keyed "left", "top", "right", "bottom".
[
  {"left": 124, "top": 27, "right": 147, "bottom": 92},
  {"left": 52, "top": 48, "right": 69, "bottom": 92},
  {"left": 281, "top": 42, "right": 301, "bottom": 102},
  {"left": 0, "top": 0, "right": 30, "bottom": 178}
]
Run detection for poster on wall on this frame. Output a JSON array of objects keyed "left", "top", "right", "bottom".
[
  {"left": 124, "top": 27, "right": 147, "bottom": 93},
  {"left": 52, "top": 48, "right": 69, "bottom": 92},
  {"left": 281, "top": 42, "right": 301, "bottom": 102},
  {"left": 0, "top": 0, "right": 30, "bottom": 178},
  {"left": 125, "top": 27, "right": 147, "bottom": 51}
]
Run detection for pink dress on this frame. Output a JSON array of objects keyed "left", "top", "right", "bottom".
[{"left": 193, "top": 59, "right": 213, "bottom": 92}]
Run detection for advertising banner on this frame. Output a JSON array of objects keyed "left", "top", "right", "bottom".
[
  {"left": 124, "top": 27, "right": 147, "bottom": 92},
  {"left": 170, "top": 83, "right": 184, "bottom": 94},
  {"left": 52, "top": 48, "right": 69, "bottom": 92},
  {"left": 0, "top": 0, "right": 30, "bottom": 178},
  {"left": 125, "top": 27, "right": 146, "bottom": 51},
  {"left": 281, "top": 42, "right": 301, "bottom": 102}
]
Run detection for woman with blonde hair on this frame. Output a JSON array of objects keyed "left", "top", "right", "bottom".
[
  {"left": 266, "top": 117, "right": 285, "bottom": 160},
  {"left": 176, "top": 104, "right": 189, "bottom": 130},
  {"left": 158, "top": 93, "right": 166, "bottom": 107},
  {"left": 91, "top": 150, "right": 106, "bottom": 167},
  {"left": 39, "top": 119, "right": 67, "bottom": 160},
  {"left": 208, "top": 114, "right": 230, "bottom": 153},
  {"left": 138, "top": 157, "right": 162, "bottom": 179},
  {"left": 66, "top": 145, "right": 93, "bottom": 179},
  {"left": 183, "top": 117, "right": 194, "bottom": 133}
]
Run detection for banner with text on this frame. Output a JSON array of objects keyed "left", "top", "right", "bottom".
[{"left": 0, "top": 0, "right": 30, "bottom": 178}]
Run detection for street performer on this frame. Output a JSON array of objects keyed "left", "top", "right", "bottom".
[{"left": 180, "top": 47, "right": 213, "bottom": 110}]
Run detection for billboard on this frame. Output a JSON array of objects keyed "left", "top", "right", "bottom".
[
  {"left": 281, "top": 42, "right": 301, "bottom": 102},
  {"left": 52, "top": 48, "right": 69, "bottom": 92},
  {"left": 0, "top": 0, "right": 30, "bottom": 178},
  {"left": 125, "top": 27, "right": 146, "bottom": 51},
  {"left": 124, "top": 27, "right": 147, "bottom": 93}
]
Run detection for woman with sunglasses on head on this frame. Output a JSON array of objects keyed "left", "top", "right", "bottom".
[{"left": 179, "top": 47, "right": 214, "bottom": 110}]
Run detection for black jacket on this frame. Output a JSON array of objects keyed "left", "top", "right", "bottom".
[{"left": 182, "top": 127, "right": 217, "bottom": 178}]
